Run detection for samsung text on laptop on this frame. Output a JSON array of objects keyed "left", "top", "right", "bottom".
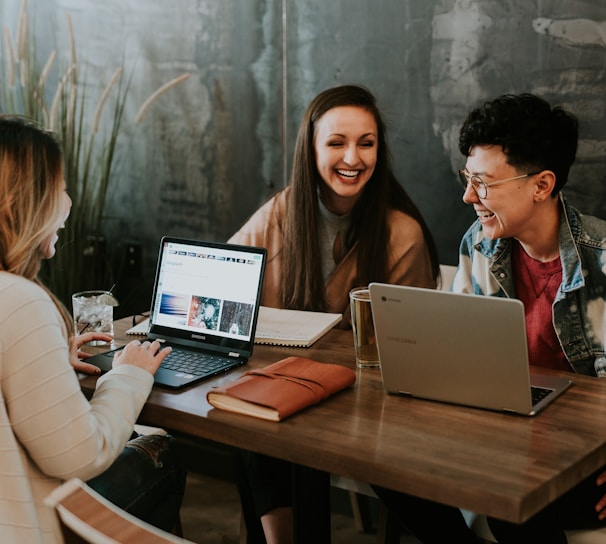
[
  {"left": 369, "top": 283, "right": 572, "bottom": 416},
  {"left": 87, "top": 237, "right": 266, "bottom": 389}
]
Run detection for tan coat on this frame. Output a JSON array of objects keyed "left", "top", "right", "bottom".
[{"left": 229, "top": 188, "right": 436, "bottom": 325}]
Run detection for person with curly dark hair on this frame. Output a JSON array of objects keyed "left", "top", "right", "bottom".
[{"left": 373, "top": 93, "right": 606, "bottom": 543}]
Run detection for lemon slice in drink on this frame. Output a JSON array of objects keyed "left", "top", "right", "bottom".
[{"left": 98, "top": 293, "right": 119, "bottom": 306}]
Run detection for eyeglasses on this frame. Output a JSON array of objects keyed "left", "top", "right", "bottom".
[{"left": 458, "top": 170, "right": 540, "bottom": 199}]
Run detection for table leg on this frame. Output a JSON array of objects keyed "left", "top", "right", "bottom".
[{"left": 292, "top": 464, "right": 331, "bottom": 543}]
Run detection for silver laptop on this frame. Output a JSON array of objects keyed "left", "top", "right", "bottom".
[
  {"left": 369, "top": 283, "right": 572, "bottom": 416},
  {"left": 87, "top": 237, "right": 266, "bottom": 389}
]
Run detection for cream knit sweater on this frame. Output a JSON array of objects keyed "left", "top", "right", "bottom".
[{"left": 0, "top": 272, "right": 154, "bottom": 543}]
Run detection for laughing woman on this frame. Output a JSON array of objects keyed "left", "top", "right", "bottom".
[
  {"left": 0, "top": 115, "right": 185, "bottom": 542},
  {"left": 229, "top": 84, "right": 440, "bottom": 543}
]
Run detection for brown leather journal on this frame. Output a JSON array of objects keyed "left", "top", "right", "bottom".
[{"left": 206, "top": 356, "right": 356, "bottom": 421}]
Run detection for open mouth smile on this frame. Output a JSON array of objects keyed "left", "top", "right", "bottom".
[
  {"left": 477, "top": 209, "right": 495, "bottom": 220},
  {"left": 336, "top": 169, "right": 361, "bottom": 179}
]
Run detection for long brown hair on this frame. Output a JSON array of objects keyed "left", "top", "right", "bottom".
[
  {"left": 281, "top": 85, "right": 439, "bottom": 310},
  {"left": 0, "top": 115, "right": 73, "bottom": 334}
]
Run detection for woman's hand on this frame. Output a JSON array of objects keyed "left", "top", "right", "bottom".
[
  {"left": 69, "top": 332, "right": 114, "bottom": 375},
  {"left": 112, "top": 340, "right": 172, "bottom": 375}
]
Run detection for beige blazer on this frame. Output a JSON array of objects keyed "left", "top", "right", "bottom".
[{"left": 229, "top": 188, "right": 436, "bottom": 326}]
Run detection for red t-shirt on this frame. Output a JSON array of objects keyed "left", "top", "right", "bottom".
[{"left": 512, "top": 241, "right": 571, "bottom": 371}]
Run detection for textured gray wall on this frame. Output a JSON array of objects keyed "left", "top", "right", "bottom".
[{"left": 2, "top": 0, "right": 606, "bottom": 311}]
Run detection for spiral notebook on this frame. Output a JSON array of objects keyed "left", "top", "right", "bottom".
[
  {"left": 253, "top": 307, "right": 342, "bottom": 347},
  {"left": 128, "top": 306, "right": 342, "bottom": 347}
]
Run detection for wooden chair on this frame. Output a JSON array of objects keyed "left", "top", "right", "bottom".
[
  {"left": 45, "top": 478, "right": 192, "bottom": 544},
  {"left": 468, "top": 511, "right": 606, "bottom": 543},
  {"left": 439, "top": 263, "right": 457, "bottom": 291},
  {"left": 330, "top": 474, "right": 400, "bottom": 543},
  {"left": 566, "top": 528, "right": 606, "bottom": 543}
]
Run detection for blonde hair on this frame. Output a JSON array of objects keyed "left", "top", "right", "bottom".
[{"left": 0, "top": 115, "right": 73, "bottom": 334}]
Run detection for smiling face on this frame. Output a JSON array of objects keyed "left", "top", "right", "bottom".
[
  {"left": 313, "top": 105, "right": 378, "bottom": 215},
  {"left": 462, "top": 144, "right": 542, "bottom": 241}
]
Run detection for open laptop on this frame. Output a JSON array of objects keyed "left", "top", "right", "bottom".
[
  {"left": 87, "top": 237, "right": 266, "bottom": 389},
  {"left": 368, "top": 283, "right": 572, "bottom": 416}
]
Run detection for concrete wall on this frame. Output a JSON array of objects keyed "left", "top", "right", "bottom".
[{"left": 2, "top": 0, "right": 606, "bottom": 311}]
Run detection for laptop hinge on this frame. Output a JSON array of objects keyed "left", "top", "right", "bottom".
[{"left": 228, "top": 352, "right": 240, "bottom": 358}]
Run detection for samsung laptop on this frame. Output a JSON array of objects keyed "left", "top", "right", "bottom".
[
  {"left": 368, "top": 283, "right": 572, "bottom": 416},
  {"left": 87, "top": 237, "right": 266, "bottom": 389}
]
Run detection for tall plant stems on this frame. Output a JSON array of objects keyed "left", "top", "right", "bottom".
[
  {"left": 0, "top": 0, "right": 189, "bottom": 306},
  {"left": 41, "top": 66, "right": 133, "bottom": 304}
]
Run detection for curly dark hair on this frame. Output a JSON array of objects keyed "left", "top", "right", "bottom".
[{"left": 458, "top": 93, "right": 578, "bottom": 194}]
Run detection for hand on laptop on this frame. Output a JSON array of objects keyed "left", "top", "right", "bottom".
[
  {"left": 70, "top": 332, "right": 114, "bottom": 375},
  {"left": 113, "top": 340, "right": 173, "bottom": 375}
]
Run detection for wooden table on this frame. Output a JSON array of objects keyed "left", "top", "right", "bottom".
[{"left": 81, "top": 317, "right": 606, "bottom": 541}]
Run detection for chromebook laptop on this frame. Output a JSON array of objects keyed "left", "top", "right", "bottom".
[
  {"left": 87, "top": 237, "right": 266, "bottom": 389},
  {"left": 368, "top": 283, "right": 572, "bottom": 416}
]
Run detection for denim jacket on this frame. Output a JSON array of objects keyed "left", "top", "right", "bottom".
[{"left": 452, "top": 195, "right": 606, "bottom": 377}]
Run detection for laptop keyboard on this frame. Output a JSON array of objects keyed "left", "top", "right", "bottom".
[
  {"left": 531, "top": 385, "right": 553, "bottom": 406},
  {"left": 160, "top": 348, "right": 236, "bottom": 377}
]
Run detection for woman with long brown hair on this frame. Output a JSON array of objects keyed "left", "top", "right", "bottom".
[{"left": 230, "top": 84, "right": 440, "bottom": 543}]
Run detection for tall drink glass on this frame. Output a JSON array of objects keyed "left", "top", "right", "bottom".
[
  {"left": 72, "top": 290, "right": 115, "bottom": 345},
  {"left": 349, "top": 287, "right": 379, "bottom": 368}
]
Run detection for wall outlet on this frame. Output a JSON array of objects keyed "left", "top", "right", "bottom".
[{"left": 124, "top": 242, "right": 142, "bottom": 278}]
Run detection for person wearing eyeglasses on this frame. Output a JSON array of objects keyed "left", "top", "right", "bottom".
[
  {"left": 373, "top": 93, "right": 606, "bottom": 543},
  {"left": 453, "top": 93, "right": 602, "bottom": 377}
]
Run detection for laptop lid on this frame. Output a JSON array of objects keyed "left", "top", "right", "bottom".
[
  {"left": 86, "top": 237, "right": 266, "bottom": 389},
  {"left": 369, "top": 283, "right": 572, "bottom": 416},
  {"left": 147, "top": 237, "right": 266, "bottom": 358}
]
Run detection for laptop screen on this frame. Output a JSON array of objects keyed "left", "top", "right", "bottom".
[{"left": 148, "top": 237, "right": 266, "bottom": 355}]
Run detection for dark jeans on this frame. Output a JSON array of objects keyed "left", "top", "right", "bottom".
[
  {"left": 87, "top": 433, "right": 186, "bottom": 533},
  {"left": 233, "top": 449, "right": 292, "bottom": 544},
  {"left": 487, "top": 466, "right": 606, "bottom": 543}
]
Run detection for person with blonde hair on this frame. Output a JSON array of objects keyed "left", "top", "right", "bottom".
[
  {"left": 229, "top": 84, "right": 440, "bottom": 543},
  {"left": 0, "top": 115, "right": 185, "bottom": 543}
]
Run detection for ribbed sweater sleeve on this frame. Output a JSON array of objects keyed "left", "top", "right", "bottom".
[{"left": 1, "top": 273, "right": 153, "bottom": 481}]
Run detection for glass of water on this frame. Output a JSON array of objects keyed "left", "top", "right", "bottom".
[{"left": 72, "top": 290, "right": 117, "bottom": 345}]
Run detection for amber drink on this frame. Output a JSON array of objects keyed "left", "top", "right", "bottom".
[{"left": 349, "top": 287, "right": 379, "bottom": 368}]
